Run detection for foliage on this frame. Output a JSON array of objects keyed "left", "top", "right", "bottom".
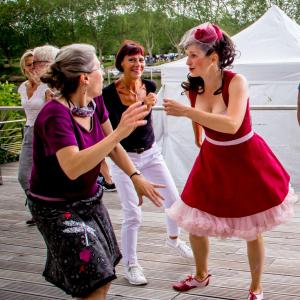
[
  {"left": 0, "top": 0, "right": 299, "bottom": 162},
  {"left": 1, "top": 0, "right": 300, "bottom": 61},
  {"left": 0, "top": 82, "right": 21, "bottom": 106},
  {"left": 0, "top": 82, "right": 23, "bottom": 164},
  {"left": 0, "top": 0, "right": 286, "bottom": 61}
]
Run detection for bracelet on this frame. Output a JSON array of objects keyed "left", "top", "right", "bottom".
[{"left": 129, "top": 170, "right": 141, "bottom": 179}]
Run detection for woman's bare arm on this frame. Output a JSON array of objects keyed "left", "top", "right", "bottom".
[
  {"left": 56, "top": 102, "right": 148, "bottom": 180},
  {"left": 164, "top": 75, "right": 249, "bottom": 134}
]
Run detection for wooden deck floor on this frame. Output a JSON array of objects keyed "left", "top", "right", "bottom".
[{"left": 0, "top": 162, "right": 300, "bottom": 300}]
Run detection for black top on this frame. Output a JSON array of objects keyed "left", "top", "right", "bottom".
[{"left": 102, "top": 79, "right": 156, "bottom": 151}]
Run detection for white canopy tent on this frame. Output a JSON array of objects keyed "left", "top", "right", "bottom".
[{"left": 154, "top": 5, "right": 300, "bottom": 191}]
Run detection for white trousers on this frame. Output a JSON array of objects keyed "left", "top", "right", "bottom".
[{"left": 111, "top": 143, "right": 180, "bottom": 266}]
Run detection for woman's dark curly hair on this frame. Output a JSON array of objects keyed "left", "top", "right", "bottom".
[{"left": 181, "top": 31, "right": 236, "bottom": 95}]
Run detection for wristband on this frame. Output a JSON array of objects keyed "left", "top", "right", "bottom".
[{"left": 129, "top": 170, "right": 141, "bottom": 179}]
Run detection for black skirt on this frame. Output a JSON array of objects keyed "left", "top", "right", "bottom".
[{"left": 28, "top": 187, "right": 122, "bottom": 298}]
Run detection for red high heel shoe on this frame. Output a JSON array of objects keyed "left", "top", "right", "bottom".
[
  {"left": 173, "top": 274, "right": 211, "bottom": 292},
  {"left": 248, "top": 290, "right": 264, "bottom": 300}
]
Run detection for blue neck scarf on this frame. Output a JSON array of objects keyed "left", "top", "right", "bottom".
[{"left": 68, "top": 99, "right": 96, "bottom": 118}]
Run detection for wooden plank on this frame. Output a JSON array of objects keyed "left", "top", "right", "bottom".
[
  {"left": 0, "top": 162, "right": 300, "bottom": 299},
  {"left": 0, "top": 279, "right": 68, "bottom": 299},
  {"left": 0, "top": 291, "right": 57, "bottom": 300}
]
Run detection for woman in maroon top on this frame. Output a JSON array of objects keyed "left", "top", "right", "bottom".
[
  {"left": 163, "top": 23, "right": 296, "bottom": 300},
  {"left": 27, "top": 43, "right": 164, "bottom": 300}
]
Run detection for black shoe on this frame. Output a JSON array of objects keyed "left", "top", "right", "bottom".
[
  {"left": 97, "top": 175, "right": 104, "bottom": 185},
  {"left": 102, "top": 180, "right": 117, "bottom": 192},
  {"left": 26, "top": 218, "right": 36, "bottom": 226}
]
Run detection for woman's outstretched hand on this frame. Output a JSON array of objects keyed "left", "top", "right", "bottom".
[
  {"left": 115, "top": 101, "right": 148, "bottom": 140},
  {"left": 163, "top": 98, "right": 189, "bottom": 117},
  {"left": 131, "top": 175, "right": 165, "bottom": 207}
]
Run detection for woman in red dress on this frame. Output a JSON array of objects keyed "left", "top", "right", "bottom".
[{"left": 163, "top": 23, "right": 297, "bottom": 300}]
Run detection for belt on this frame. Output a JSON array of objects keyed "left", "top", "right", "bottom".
[
  {"left": 127, "top": 144, "right": 152, "bottom": 154},
  {"left": 205, "top": 130, "right": 254, "bottom": 146},
  {"left": 28, "top": 185, "right": 103, "bottom": 203}
]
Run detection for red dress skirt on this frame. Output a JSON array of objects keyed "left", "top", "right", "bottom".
[{"left": 166, "top": 71, "right": 296, "bottom": 241}]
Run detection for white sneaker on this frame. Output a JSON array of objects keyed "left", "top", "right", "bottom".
[
  {"left": 166, "top": 239, "right": 194, "bottom": 259},
  {"left": 125, "top": 264, "right": 148, "bottom": 285}
]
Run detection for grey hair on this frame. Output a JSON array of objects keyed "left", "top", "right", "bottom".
[
  {"left": 33, "top": 45, "right": 59, "bottom": 63},
  {"left": 55, "top": 43, "right": 96, "bottom": 76},
  {"left": 40, "top": 43, "right": 97, "bottom": 98},
  {"left": 19, "top": 49, "right": 33, "bottom": 75}
]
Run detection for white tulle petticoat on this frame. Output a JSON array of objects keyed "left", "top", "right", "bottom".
[{"left": 166, "top": 187, "right": 297, "bottom": 241}]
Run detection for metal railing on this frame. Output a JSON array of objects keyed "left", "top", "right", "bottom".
[
  {"left": 0, "top": 104, "right": 296, "bottom": 155},
  {"left": 0, "top": 106, "right": 25, "bottom": 157},
  {"left": 0, "top": 105, "right": 297, "bottom": 184},
  {"left": 153, "top": 104, "right": 298, "bottom": 111}
]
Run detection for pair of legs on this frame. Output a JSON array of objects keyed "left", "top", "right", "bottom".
[
  {"left": 18, "top": 126, "right": 33, "bottom": 194},
  {"left": 111, "top": 144, "right": 181, "bottom": 266},
  {"left": 18, "top": 126, "right": 35, "bottom": 224},
  {"left": 77, "top": 283, "right": 110, "bottom": 300},
  {"left": 190, "top": 233, "right": 264, "bottom": 293},
  {"left": 100, "top": 159, "right": 114, "bottom": 185},
  {"left": 99, "top": 159, "right": 117, "bottom": 192}
]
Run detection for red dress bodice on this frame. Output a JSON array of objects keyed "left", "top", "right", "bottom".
[{"left": 189, "top": 70, "right": 252, "bottom": 141}]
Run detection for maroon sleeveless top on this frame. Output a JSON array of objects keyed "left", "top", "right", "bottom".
[{"left": 189, "top": 70, "right": 252, "bottom": 141}]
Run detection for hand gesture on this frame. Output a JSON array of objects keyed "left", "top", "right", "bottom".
[
  {"left": 115, "top": 101, "right": 148, "bottom": 140},
  {"left": 131, "top": 174, "right": 165, "bottom": 207},
  {"left": 143, "top": 92, "right": 157, "bottom": 110},
  {"left": 163, "top": 98, "right": 188, "bottom": 117},
  {"left": 31, "top": 70, "right": 42, "bottom": 84},
  {"left": 45, "top": 88, "right": 55, "bottom": 101}
]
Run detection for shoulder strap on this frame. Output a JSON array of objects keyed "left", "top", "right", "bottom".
[
  {"left": 189, "top": 70, "right": 237, "bottom": 107},
  {"left": 222, "top": 70, "right": 236, "bottom": 106},
  {"left": 188, "top": 90, "right": 197, "bottom": 107}
]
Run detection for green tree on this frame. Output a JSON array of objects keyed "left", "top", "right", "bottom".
[{"left": 0, "top": 1, "right": 24, "bottom": 64}]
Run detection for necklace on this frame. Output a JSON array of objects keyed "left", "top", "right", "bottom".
[
  {"left": 67, "top": 98, "right": 96, "bottom": 118},
  {"left": 121, "top": 78, "right": 145, "bottom": 100}
]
